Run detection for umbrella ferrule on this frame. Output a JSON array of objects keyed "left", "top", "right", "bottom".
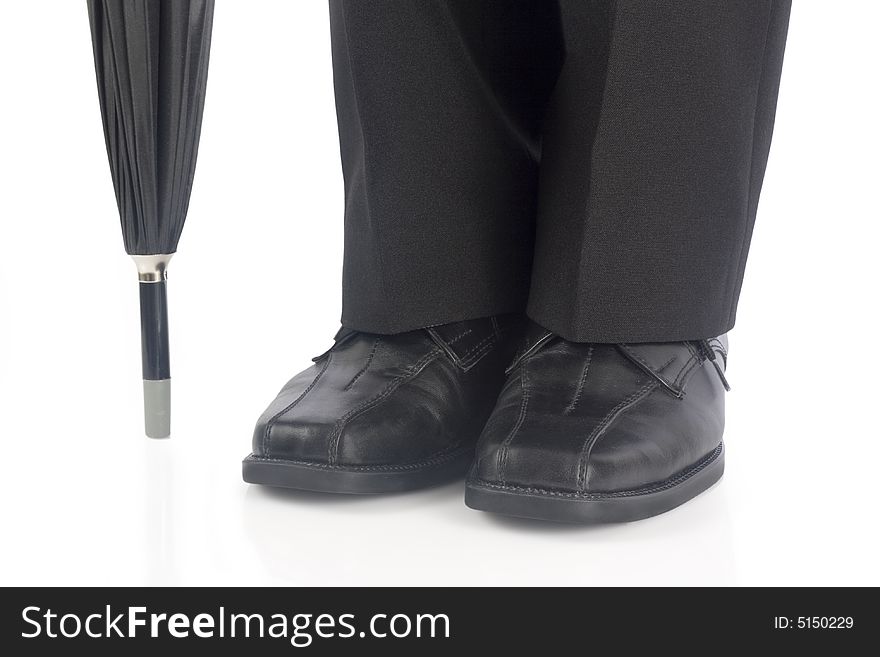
[{"left": 131, "top": 254, "right": 173, "bottom": 283}]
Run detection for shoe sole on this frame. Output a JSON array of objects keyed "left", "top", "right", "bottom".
[
  {"left": 465, "top": 443, "right": 724, "bottom": 524},
  {"left": 242, "top": 448, "right": 474, "bottom": 494}
]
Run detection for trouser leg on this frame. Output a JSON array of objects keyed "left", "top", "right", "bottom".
[
  {"left": 329, "top": 0, "right": 561, "bottom": 333},
  {"left": 528, "top": 0, "right": 791, "bottom": 342}
]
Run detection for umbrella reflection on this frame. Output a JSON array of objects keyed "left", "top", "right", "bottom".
[{"left": 145, "top": 440, "right": 177, "bottom": 584}]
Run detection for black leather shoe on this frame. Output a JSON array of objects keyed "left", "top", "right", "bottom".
[
  {"left": 243, "top": 315, "right": 522, "bottom": 493},
  {"left": 465, "top": 322, "right": 730, "bottom": 523}
]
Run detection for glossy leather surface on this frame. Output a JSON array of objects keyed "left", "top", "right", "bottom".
[
  {"left": 251, "top": 315, "right": 522, "bottom": 468},
  {"left": 471, "top": 322, "right": 729, "bottom": 494}
]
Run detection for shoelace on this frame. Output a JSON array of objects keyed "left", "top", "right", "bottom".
[{"left": 695, "top": 340, "right": 731, "bottom": 391}]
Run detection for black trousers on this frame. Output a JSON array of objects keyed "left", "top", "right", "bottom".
[{"left": 329, "top": 1, "right": 791, "bottom": 342}]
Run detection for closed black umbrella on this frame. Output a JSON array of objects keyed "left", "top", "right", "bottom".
[{"left": 88, "top": 0, "right": 215, "bottom": 437}]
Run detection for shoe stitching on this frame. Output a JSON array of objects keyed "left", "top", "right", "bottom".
[
  {"left": 263, "top": 354, "right": 333, "bottom": 458},
  {"left": 458, "top": 333, "right": 497, "bottom": 364},
  {"left": 564, "top": 345, "right": 594, "bottom": 416},
  {"left": 497, "top": 360, "right": 530, "bottom": 484},
  {"left": 445, "top": 328, "right": 473, "bottom": 346},
  {"left": 652, "top": 355, "right": 678, "bottom": 377},
  {"left": 249, "top": 444, "right": 471, "bottom": 472},
  {"left": 576, "top": 381, "right": 659, "bottom": 491},
  {"left": 326, "top": 349, "right": 442, "bottom": 465},
  {"left": 618, "top": 344, "right": 682, "bottom": 390},
  {"left": 470, "top": 443, "right": 723, "bottom": 500},
  {"left": 343, "top": 337, "right": 380, "bottom": 390},
  {"left": 426, "top": 327, "right": 496, "bottom": 371},
  {"left": 458, "top": 342, "right": 496, "bottom": 372},
  {"left": 672, "top": 354, "right": 700, "bottom": 389},
  {"left": 506, "top": 331, "right": 554, "bottom": 375},
  {"left": 632, "top": 354, "right": 679, "bottom": 395}
]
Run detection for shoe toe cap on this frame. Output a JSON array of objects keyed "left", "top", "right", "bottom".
[
  {"left": 471, "top": 415, "right": 583, "bottom": 492},
  {"left": 251, "top": 371, "right": 456, "bottom": 467},
  {"left": 472, "top": 403, "right": 718, "bottom": 494},
  {"left": 253, "top": 411, "right": 334, "bottom": 463}
]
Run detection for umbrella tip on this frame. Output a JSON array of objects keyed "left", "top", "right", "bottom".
[{"left": 143, "top": 379, "right": 171, "bottom": 439}]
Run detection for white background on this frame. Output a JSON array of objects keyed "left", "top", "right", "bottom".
[{"left": 1, "top": 2, "right": 878, "bottom": 586}]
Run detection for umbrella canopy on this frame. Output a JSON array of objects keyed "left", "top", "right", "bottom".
[{"left": 88, "top": 0, "right": 214, "bottom": 255}]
